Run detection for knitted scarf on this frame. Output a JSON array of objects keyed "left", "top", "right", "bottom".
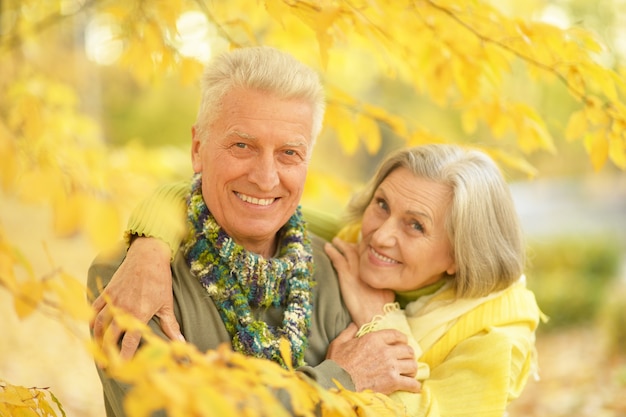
[{"left": 183, "top": 174, "right": 314, "bottom": 367}]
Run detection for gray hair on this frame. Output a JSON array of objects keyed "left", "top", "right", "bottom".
[
  {"left": 345, "top": 144, "right": 525, "bottom": 298},
  {"left": 194, "top": 46, "right": 325, "bottom": 150}
]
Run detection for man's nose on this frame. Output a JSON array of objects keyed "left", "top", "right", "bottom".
[{"left": 248, "top": 154, "right": 280, "bottom": 190}]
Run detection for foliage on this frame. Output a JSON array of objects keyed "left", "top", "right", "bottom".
[
  {"left": 2, "top": 0, "right": 626, "bottom": 415},
  {"left": 2, "top": 0, "right": 626, "bottom": 238},
  {"left": 526, "top": 235, "right": 621, "bottom": 330},
  {"left": 0, "top": 380, "right": 66, "bottom": 417},
  {"left": 92, "top": 304, "right": 408, "bottom": 417},
  {"left": 0, "top": 226, "right": 407, "bottom": 416}
]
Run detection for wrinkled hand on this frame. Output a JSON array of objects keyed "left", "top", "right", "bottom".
[
  {"left": 327, "top": 323, "right": 421, "bottom": 394},
  {"left": 90, "top": 237, "right": 183, "bottom": 359},
  {"left": 325, "top": 238, "right": 394, "bottom": 327}
]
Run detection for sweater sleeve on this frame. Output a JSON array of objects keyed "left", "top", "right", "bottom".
[
  {"left": 300, "top": 206, "right": 341, "bottom": 242},
  {"left": 125, "top": 181, "right": 189, "bottom": 256}
]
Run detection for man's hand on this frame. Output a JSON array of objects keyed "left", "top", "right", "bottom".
[
  {"left": 326, "top": 323, "right": 421, "bottom": 394},
  {"left": 90, "top": 237, "right": 183, "bottom": 359}
]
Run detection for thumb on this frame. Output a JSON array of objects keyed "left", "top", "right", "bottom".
[{"left": 156, "top": 308, "right": 185, "bottom": 342}]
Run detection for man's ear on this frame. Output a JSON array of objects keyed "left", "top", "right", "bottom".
[{"left": 191, "top": 126, "right": 202, "bottom": 173}]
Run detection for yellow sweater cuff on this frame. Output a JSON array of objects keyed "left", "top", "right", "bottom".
[{"left": 125, "top": 181, "right": 189, "bottom": 258}]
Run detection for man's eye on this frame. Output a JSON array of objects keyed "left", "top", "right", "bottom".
[{"left": 235, "top": 143, "right": 247, "bottom": 149}]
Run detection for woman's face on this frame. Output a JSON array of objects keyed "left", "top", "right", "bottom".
[{"left": 358, "top": 167, "right": 456, "bottom": 292}]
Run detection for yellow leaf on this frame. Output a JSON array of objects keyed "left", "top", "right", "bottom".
[
  {"left": 279, "top": 337, "right": 293, "bottom": 371},
  {"left": 428, "top": 58, "right": 453, "bottom": 106},
  {"left": 0, "top": 231, "right": 35, "bottom": 292},
  {"left": 0, "top": 385, "right": 28, "bottom": 407},
  {"left": 609, "top": 133, "right": 626, "bottom": 170},
  {"left": 43, "top": 271, "right": 94, "bottom": 321},
  {"left": 289, "top": 1, "right": 340, "bottom": 68},
  {"left": 265, "top": 0, "right": 291, "bottom": 27},
  {"left": 483, "top": 44, "right": 511, "bottom": 86},
  {"left": 452, "top": 59, "right": 480, "bottom": 101},
  {"left": 407, "top": 129, "right": 445, "bottom": 147},
  {"left": 83, "top": 198, "right": 122, "bottom": 250},
  {"left": 565, "top": 110, "right": 587, "bottom": 142},
  {"left": 485, "top": 102, "right": 512, "bottom": 139},
  {"left": 487, "top": 149, "right": 538, "bottom": 179},
  {"left": 16, "top": 168, "right": 63, "bottom": 205},
  {"left": 461, "top": 109, "right": 478, "bottom": 135},
  {"left": 14, "top": 280, "right": 44, "bottom": 319},
  {"left": 52, "top": 192, "right": 85, "bottom": 237},
  {"left": 362, "top": 104, "right": 408, "bottom": 138},
  {"left": 584, "top": 130, "right": 609, "bottom": 171},
  {"left": 592, "top": 66, "right": 618, "bottom": 102},
  {"left": 0, "top": 384, "right": 36, "bottom": 408},
  {"left": 187, "top": 385, "right": 241, "bottom": 417},
  {"left": 2, "top": 406, "right": 40, "bottom": 417},
  {"left": 124, "top": 376, "right": 168, "bottom": 417},
  {"left": 356, "top": 113, "right": 381, "bottom": 155},
  {"left": 568, "top": 26, "right": 603, "bottom": 53},
  {"left": 179, "top": 57, "right": 204, "bottom": 86},
  {"left": 326, "top": 105, "right": 359, "bottom": 155},
  {"left": 584, "top": 97, "right": 609, "bottom": 126},
  {"left": 513, "top": 104, "right": 555, "bottom": 153}
]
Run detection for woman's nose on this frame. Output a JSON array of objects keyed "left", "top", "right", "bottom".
[{"left": 370, "top": 218, "right": 398, "bottom": 247}]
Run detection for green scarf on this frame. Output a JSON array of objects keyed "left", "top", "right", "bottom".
[{"left": 183, "top": 174, "right": 314, "bottom": 367}]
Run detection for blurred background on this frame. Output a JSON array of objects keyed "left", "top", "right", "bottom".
[{"left": 1, "top": 0, "right": 625, "bottom": 416}]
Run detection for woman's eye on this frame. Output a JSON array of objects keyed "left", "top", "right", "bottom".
[
  {"left": 235, "top": 142, "right": 247, "bottom": 149},
  {"left": 411, "top": 221, "right": 424, "bottom": 232},
  {"left": 375, "top": 198, "right": 388, "bottom": 211}
]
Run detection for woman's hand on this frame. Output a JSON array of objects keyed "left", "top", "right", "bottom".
[
  {"left": 90, "top": 237, "right": 183, "bottom": 359},
  {"left": 325, "top": 237, "right": 395, "bottom": 327}
]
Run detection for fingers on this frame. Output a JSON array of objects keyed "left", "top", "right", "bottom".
[
  {"left": 93, "top": 305, "right": 138, "bottom": 360},
  {"left": 376, "top": 328, "right": 410, "bottom": 347},
  {"left": 91, "top": 304, "right": 112, "bottom": 340},
  {"left": 397, "top": 357, "right": 418, "bottom": 378},
  {"left": 324, "top": 242, "right": 344, "bottom": 266},
  {"left": 91, "top": 294, "right": 106, "bottom": 315},
  {"left": 157, "top": 309, "right": 185, "bottom": 342},
  {"left": 363, "top": 357, "right": 421, "bottom": 394},
  {"left": 393, "top": 375, "right": 422, "bottom": 394},
  {"left": 89, "top": 293, "right": 108, "bottom": 330},
  {"left": 120, "top": 330, "right": 142, "bottom": 360},
  {"left": 102, "top": 317, "right": 125, "bottom": 351}
]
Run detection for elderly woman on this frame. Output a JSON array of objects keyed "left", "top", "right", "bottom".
[{"left": 324, "top": 144, "right": 541, "bottom": 416}]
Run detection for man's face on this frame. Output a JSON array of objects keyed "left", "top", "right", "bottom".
[{"left": 191, "top": 87, "right": 314, "bottom": 257}]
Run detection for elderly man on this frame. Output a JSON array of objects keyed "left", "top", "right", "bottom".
[{"left": 88, "top": 46, "right": 418, "bottom": 417}]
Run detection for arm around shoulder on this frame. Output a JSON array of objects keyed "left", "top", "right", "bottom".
[{"left": 126, "top": 180, "right": 190, "bottom": 257}]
